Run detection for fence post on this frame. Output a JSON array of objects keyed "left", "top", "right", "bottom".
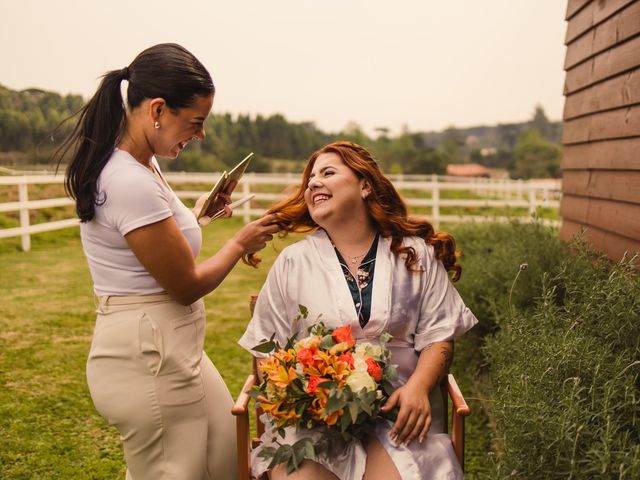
[
  {"left": 18, "top": 178, "right": 31, "bottom": 252},
  {"left": 242, "top": 174, "right": 251, "bottom": 224},
  {"left": 431, "top": 173, "right": 440, "bottom": 231},
  {"left": 528, "top": 181, "right": 537, "bottom": 218},
  {"left": 517, "top": 179, "right": 524, "bottom": 201}
]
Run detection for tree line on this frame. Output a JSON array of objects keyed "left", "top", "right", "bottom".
[{"left": 0, "top": 83, "right": 562, "bottom": 178}]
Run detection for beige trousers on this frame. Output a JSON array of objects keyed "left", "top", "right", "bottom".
[{"left": 86, "top": 293, "right": 237, "bottom": 480}]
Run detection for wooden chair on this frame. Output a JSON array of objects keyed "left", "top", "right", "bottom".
[{"left": 232, "top": 296, "right": 471, "bottom": 479}]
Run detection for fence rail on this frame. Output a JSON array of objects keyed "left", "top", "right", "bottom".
[{"left": 0, "top": 173, "right": 561, "bottom": 252}]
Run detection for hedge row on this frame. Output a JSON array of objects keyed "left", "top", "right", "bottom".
[{"left": 452, "top": 222, "right": 639, "bottom": 479}]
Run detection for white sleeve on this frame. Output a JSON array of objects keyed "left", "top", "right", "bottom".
[
  {"left": 103, "top": 174, "right": 172, "bottom": 236},
  {"left": 238, "top": 252, "right": 295, "bottom": 357},
  {"left": 414, "top": 244, "right": 478, "bottom": 351}
]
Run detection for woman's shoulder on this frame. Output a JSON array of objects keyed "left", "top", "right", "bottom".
[
  {"left": 400, "top": 235, "right": 435, "bottom": 256},
  {"left": 277, "top": 232, "right": 317, "bottom": 258},
  {"left": 271, "top": 230, "right": 325, "bottom": 266},
  {"left": 100, "top": 150, "right": 158, "bottom": 192}
]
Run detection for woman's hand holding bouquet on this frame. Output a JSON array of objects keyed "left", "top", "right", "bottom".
[{"left": 251, "top": 306, "right": 398, "bottom": 473}]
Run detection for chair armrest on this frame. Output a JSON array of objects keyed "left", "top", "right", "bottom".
[
  {"left": 232, "top": 374, "right": 256, "bottom": 416},
  {"left": 447, "top": 374, "right": 471, "bottom": 417}
]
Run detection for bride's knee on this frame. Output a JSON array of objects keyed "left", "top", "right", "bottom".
[{"left": 270, "top": 460, "right": 339, "bottom": 480}]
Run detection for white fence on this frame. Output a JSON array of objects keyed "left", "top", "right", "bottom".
[{"left": 0, "top": 173, "right": 561, "bottom": 252}]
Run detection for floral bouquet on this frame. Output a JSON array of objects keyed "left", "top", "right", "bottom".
[{"left": 251, "top": 306, "right": 398, "bottom": 473}]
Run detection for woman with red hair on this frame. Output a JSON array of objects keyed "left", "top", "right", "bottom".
[{"left": 240, "top": 141, "right": 477, "bottom": 479}]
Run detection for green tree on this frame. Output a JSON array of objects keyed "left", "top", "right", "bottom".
[
  {"left": 530, "top": 104, "right": 553, "bottom": 141},
  {"left": 511, "top": 128, "right": 562, "bottom": 179}
]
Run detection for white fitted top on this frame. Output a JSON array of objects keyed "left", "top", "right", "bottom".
[{"left": 80, "top": 148, "right": 201, "bottom": 296}]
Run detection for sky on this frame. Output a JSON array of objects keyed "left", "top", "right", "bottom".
[{"left": 1, "top": 0, "right": 567, "bottom": 136}]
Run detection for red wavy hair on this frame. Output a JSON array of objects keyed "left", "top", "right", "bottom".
[{"left": 246, "top": 141, "right": 461, "bottom": 281}]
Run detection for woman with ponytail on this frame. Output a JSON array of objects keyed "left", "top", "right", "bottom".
[
  {"left": 57, "top": 43, "right": 280, "bottom": 480},
  {"left": 239, "top": 142, "right": 477, "bottom": 479}
]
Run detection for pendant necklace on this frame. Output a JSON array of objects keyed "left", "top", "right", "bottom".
[{"left": 347, "top": 252, "right": 367, "bottom": 264}]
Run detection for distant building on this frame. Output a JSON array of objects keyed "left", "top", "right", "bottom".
[{"left": 446, "top": 163, "right": 491, "bottom": 178}]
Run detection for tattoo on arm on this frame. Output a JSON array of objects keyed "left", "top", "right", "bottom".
[{"left": 437, "top": 342, "right": 454, "bottom": 383}]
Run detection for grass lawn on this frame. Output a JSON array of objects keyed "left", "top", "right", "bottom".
[
  {"left": 0, "top": 219, "right": 300, "bottom": 479},
  {"left": 0, "top": 220, "right": 489, "bottom": 478}
]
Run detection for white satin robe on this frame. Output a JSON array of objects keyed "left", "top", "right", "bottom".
[{"left": 239, "top": 229, "right": 478, "bottom": 479}]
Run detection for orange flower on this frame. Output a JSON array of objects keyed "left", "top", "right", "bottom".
[
  {"left": 274, "top": 349, "right": 296, "bottom": 363},
  {"left": 323, "top": 409, "right": 344, "bottom": 426},
  {"left": 309, "top": 396, "right": 328, "bottom": 419},
  {"left": 297, "top": 347, "right": 318, "bottom": 367},
  {"left": 258, "top": 398, "right": 300, "bottom": 428},
  {"left": 306, "top": 375, "right": 324, "bottom": 396},
  {"left": 267, "top": 365, "right": 298, "bottom": 389},
  {"left": 365, "top": 357, "right": 383, "bottom": 381},
  {"left": 332, "top": 325, "right": 355, "bottom": 347},
  {"left": 338, "top": 351, "right": 355, "bottom": 368}
]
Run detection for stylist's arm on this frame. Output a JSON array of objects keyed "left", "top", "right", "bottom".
[{"left": 126, "top": 213, "right": 281, "bottom": 305}]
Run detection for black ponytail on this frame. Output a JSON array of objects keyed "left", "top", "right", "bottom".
[
  {"left": 55, "top": 70, "right": 126, "bottom": 221},
  {"left": 54, "top": 43, "right": 214, "bottom": 222}
]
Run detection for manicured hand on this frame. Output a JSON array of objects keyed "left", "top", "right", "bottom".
[
  {"left": 381, "top": 380, "right": 432, "bottom": 446},
  {"left": 231, "top": 213, "right": 282, "bottom": 254}
]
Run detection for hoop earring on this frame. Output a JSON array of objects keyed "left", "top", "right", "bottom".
[{"left": 154, "top": 121, "right": 160, "bottom": 129}]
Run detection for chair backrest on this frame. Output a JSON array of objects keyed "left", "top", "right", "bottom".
[{"left": 249, "top": 296, "right": 265, "bottom": 439}]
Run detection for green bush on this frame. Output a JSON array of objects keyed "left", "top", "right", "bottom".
[
  {"left": 483, "top": 241, "right": 640, "bottom": 479},
  {"left": 453, "top": 221, "right": 566, "bottom": 337}
]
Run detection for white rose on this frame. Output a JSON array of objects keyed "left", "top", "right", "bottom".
[
  {"left": 346, "top": 370, "right": 376, "bottom": 393},
  {"left": 353, "top": 357, "right": 368, "bottom": 372},
  {"left": 294, "top": 335, "right": 322, "bottom": 351},
  {"left": 355, "top": 342, "right": 382, "bottom": 360}
]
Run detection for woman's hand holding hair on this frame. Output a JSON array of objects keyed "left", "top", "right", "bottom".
[
  {"left": 125, "top": 213, "right": 281, "bottom": 306},
  {"left": 230, "top": 214, "right": 281, "bottom": 255}
]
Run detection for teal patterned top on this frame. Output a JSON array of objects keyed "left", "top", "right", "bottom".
[{"left": 333, "top": 235, "right": 379, "bottom": 328}]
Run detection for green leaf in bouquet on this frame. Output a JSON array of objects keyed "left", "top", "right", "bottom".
[
  {"left": 300, "top": 438, "right": 316, "bottom": 461},
  {"left": 341, "top": 408, "right": 353, "bottom": 431},
  {"left": 257, "top": 445, "right": 278, "bottom": 460},
  {"left": 295, "top": 399, "right": 310, "bottom": 416},
  {"left": 289, "top": 438, "right": 316, "bottom": 472},
  {"left": 347, "top": 400, "right": 360, "bottom": 424},
  {"left": 355, "top": 399, "right": 371, "bottom": 417},
  {"left": 289, "top": 379, "right": 306, "bottom": 396},
  {"left": 382, "top": 379, "right": 395, "bottom": 396},
  {"left": 324, "top": 394, "right": 347, "bottom": 414},
  {"left": 268, "top": 444, "right": 293, "bottom": 471},
  {"left": 320, "top": 334, "right": 335, "bottom": 350},
  {"left": 286, "top": 335, "right": 302, "bottom": 351},
  {"left": 379, "top": 332, "right": 393, "bottom": 346},
  {"left": 384, "top": 364, "right": 398, "bottom": 381},
  {"left": 248, "top": 388, "right": 264, "bottom": 401},
  {"left": 317, "top": 380, "right": 337, "bottom": 390},
  {"left": 252, "top": 335, "right": 277, "bottom": 354}
]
